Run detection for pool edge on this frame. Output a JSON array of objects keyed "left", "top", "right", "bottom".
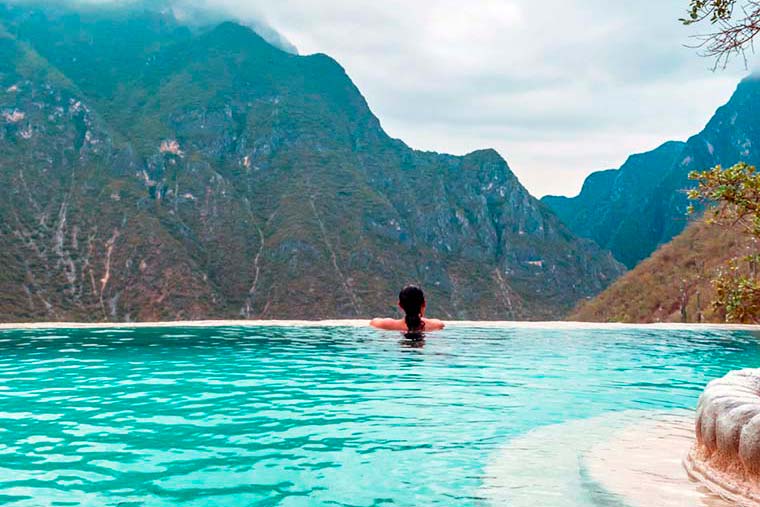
[{"left": 1, "top": 319, "right": 759, "bottom": 332}]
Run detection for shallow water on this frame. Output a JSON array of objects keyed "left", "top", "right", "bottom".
[{"left": 0, "top": 324, "right": 757, "bottom": 506}]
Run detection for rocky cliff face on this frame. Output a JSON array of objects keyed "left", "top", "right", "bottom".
[
  {"left": 0, "top": 5, "right": 624, "bottom": 322},
  {"left": 543, "top": 76, "right": 760, "bottom": 269}
]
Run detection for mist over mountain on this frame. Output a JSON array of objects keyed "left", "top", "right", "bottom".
[
  {"left": 3, "top": 0, "right": 299, "bottom": 53},
  {"left": 0, "top": 3, "right": 624, "bottom": 322},
  {"left": 543, "top": 75, "right": 760, "bottom": 269}
]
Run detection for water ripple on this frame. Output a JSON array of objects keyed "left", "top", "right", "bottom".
[{"left": 0, "top": 325, "right": 755, "bottom": 506}]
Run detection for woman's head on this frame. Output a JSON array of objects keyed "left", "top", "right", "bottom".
[{"left": 398, "top": 285, "right": 425, "bottom": 332}]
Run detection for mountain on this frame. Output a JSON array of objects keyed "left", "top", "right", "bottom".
[
  {"left": 542, "top": 141, "right": 687, "bottom": 268},
  {"left": 543, "top": 76, "right": 760, "bottom": 269},
  {"left": 0, "top": 4, "right": 624, "bottom": 322},
  {"left": 569, "top": 218, "right": 754, "bottom": 323}
]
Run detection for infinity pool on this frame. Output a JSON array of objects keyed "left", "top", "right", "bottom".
[{"left": 0, "top": 324, "right": 757, "bottom": 506}]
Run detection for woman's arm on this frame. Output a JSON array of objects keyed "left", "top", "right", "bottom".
[
  {"left": 370, "top": 318, "right": 404, "bottom": 330},
  {"left": 371, "top": 318, "right": 445, "bottom": 331}
]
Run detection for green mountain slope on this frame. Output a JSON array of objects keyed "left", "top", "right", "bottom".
[
  {"left": 0, "top": 4, "right": 624, "bottom": 322},
  {"left": 569, "top": 219, "right": 755, "bottom": 323},
  {"left": 543, "top": 76, "right": 760, "bottom": 269}
]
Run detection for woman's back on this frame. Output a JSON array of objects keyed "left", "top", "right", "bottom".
[{"left": 369, "top": 285, "right": 445, "bottom": 332}]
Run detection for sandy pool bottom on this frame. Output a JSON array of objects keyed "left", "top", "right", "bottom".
[{"left": 482, "top": 410, "right": 731, "bottom": 507}]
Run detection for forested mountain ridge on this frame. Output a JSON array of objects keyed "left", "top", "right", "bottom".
[
  {"left": 570, "top": 218, "right": 755, "bottom": 323},
  {"left": 0, "top": 4, "right": 624, "bottom": 322}
]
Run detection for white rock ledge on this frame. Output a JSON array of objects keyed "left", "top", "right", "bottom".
[{"left": 685, "top": 369, "right": 760, "bottom": 506}]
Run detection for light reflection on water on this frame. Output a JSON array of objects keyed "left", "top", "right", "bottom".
[{"left": 0, "top": 325, "right": 756, "bottom": 506}]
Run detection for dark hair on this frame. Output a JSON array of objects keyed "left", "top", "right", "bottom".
[{"left": 399, "top": 285, "right": 425, "bottom": 333}]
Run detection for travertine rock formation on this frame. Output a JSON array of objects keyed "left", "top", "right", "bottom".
[{"left": 685, "top": 369, "right": 760, "bottom": 506}]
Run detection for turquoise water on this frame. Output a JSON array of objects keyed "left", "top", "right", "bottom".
[{"left": 0, "top": 325, "right": 757, "bottom": 506}]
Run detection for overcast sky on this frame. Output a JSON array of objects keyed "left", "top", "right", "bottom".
[{"left": 100, "top": 0, "right": 753, "bottom": 197}]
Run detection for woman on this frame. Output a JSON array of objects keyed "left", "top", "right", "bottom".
[{"left": 370, "top": 285, "right": 445, "bottom": 333}]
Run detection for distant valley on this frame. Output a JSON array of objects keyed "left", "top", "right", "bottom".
[
  {"left": 542, "top": 76, "right": 760, "bottom": 323},
  {"left": 543, "top": 76, "right": 760, "bottom": 269}
]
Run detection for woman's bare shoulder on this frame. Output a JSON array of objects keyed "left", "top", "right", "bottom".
[{"left": 422, "top": 318, "right": 445, "bottom": 330}]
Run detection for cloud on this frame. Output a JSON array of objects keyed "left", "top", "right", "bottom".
[
  {"left": 7, "top": 0, "right": 753, "bottom": 197},
  {"left": 227, "top": 0, "right": 750, "bottom": 197}
]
